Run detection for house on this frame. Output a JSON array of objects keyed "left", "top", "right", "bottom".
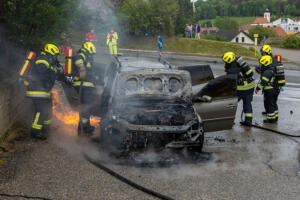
[
  {"left": 251, "top": 18, "right": 270, "bottom": 26},
  {"left": 230, "top": 31, "right": 254, "bottom": 45},
  {"left": 271, "top": 18, "right": 300, "bottom": 33},
  {"left": 240, "top": 25, "right": 252, "bottom": 33},
  {"left": 200, "top": 27, "right": 219, "bottom": 34},
  {"left": 214, "top": 30, "right": 254, "bottom": 44},
  {"left": 271, "top": 26, "right": 286, "bottom": 37},
  {"left": 251, "top": 9, "right": 271, "bottom": 26}
]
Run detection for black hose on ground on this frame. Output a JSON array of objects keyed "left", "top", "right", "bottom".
[
  {"left": 84, "top": 153, "right": 176, "bottom": 200},
  {"left": 0, "top": 193, "right": 53, "bottom": 200},
  {"left": 240, "top": 111, "right": 300, "bottom": 138}
]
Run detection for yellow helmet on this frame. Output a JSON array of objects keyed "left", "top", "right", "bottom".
[
  {"left": 261, "top": 45, "right": 272, "bottom": 55},
  {"left": 259, "top": 55, "right": 273, "bottom": 67},
  {"left": 44, "top": 43, "right": 60, "bottom": 55},
  {"left": 83, "top": 42, "right": 96, "bottom": 54},
  {"left": 222, "top": 52, "right": 236, "bottom": 64}
]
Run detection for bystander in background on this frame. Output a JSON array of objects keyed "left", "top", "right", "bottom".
[
  {"left": 157, "top": 35, "right": 163, "bottom": 60},
  {"left": 85, "top": 29, "right": 98, "bottom": 44},
  {"left": 195, "top": 24, "right": 201, "bottom": 39}
]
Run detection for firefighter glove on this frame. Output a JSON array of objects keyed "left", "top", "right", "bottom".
[{"left": 65, "top": 76, "right": 73, "bottom": 86}]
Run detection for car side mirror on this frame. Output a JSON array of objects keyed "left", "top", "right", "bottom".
[{"left": 194, "top": 95, "right": 212, "bottom": 103}]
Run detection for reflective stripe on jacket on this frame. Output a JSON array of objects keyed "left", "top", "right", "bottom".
[
  {"left": 257, "top": 68, "right": 275, "bottom": 91},
  {"left": 26, "top": 54, "right": 57, "bottom": 95},
  {"left": 73, "top": 81, "right": 95, "bottom": 87},
  {"left": 73, "top": 49, "right": 95, "bottom": 87},
  {"left": 225, "top": 60, "right": 255, "bottom": 91},
  {"left": 26, "top": 91, "right": 51, "bottom": 98}
]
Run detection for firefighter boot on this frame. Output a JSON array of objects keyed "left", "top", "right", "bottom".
[
  {"left": 78, "top": 122, "right": 95, "bottom": 136},
  {"left": 31, "top": 130, "right": 47, "bottom": 140},
  {"left": 263, "top": 119, "right": 276, "bottom": 124},
  {"left": 240, "top": 121, "right": 252, "bottom": 126}
]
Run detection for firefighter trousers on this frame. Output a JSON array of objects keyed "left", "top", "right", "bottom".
[
  {"left": 30, "top": 98, "right": 52, "bottom": 135},
  {"left": 75, "top": 86, "right": 95, "bottom": 126},
  {"left": 237, "top": 88, "right": 254, "bottom": 123},
  {"left": 264, "top": 89, "right": 279, "bottom": 122},
  {"left": 108, "top": 43, "right": 117, "bottom": 55}
]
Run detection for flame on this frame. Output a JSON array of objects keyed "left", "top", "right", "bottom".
[{"left": 52, "top": 89, "right": 100, "bottom": 128}]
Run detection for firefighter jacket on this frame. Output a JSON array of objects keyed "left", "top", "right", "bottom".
[
  {"left": 26, "top": 53, "right": 59, "bottom": 98},
  {"left": 256, "top": 68, "right": 275, "bottom": 91},
  {"left": 225, "top": 58, "right": 255, "bottom": 91},
  {"left": 106, "top": 32, "right": 118, "bottom": 45},
  {"left": 270, "top": 54, "right": 277, "bottom": 69},
  {"left": 73, "top": 48, "right": 95, "bottom": 88}
]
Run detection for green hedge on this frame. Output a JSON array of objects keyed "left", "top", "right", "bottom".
[{"left": 281, "top": 35, "right": 300, "bottom": 49}]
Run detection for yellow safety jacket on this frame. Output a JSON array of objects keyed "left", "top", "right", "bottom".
[{"left": 106, "top": 32, "right": 118, "bottom": 45}]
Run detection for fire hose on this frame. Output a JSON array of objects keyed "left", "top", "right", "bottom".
[
  {"left": 240, "top": 111, "right": 300, "bottom": 138},
  {"left": 84, "top": 153, "right": 176, "bottom": 200}
]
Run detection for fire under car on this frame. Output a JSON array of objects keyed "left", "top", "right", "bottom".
[{"left": 61, "top": 56, "right": 238, "bottom": 153}]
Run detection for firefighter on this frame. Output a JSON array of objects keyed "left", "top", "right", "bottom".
[
  {"left": 223, "top": 52, "right": 255, "bottom": 126},
  {"left": 26, "top": 44, "right": 61, "bottom": 139},
  {"left": 73, "top": 42, "right": 97, "bottom": 135},
  {"left": 106, "top": 29, "right": 118, "bottom": 56},
  {"left": 255, "top": 55, "right": 278, "bottom": 123},
  {"left": 260, "top": 44, "right": 277, "bottom": 68}
]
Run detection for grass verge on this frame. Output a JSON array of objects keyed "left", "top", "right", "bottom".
[{"left": 119, "top": 36, "right": 257, "bottom": 58}]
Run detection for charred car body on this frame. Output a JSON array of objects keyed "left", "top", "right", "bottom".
[
  {"left": 61, "top": 56, "right": 238, "bottom": 153},
  {"left": 97, "top": 57, "right": 238, "bottom": 153}
]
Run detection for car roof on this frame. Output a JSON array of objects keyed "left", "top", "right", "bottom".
[{"left": 118, "top": 56, "right": 170, "bottom": 72}]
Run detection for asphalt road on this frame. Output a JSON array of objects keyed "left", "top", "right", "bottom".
[{"left": 1, "top": 58, "right": 300, "bottom": 200}]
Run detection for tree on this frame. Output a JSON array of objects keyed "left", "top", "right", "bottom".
[
  {"left": 214, "top": 17, "right": 239, "bottom": 30},
  {"left": 2, "top": 0, "right": 80, "bottom": 50},
  {"left": 118, "top": 0, "right": 179, "bottom": 36},
  {"left": 194, "top": 0, "right": 300, "bottom": 19},
  {"left": 201, "top": 20, "right": 213, "bottom": 28},
  {"left": 249, "top": 26, "right": 277, "bottom": 44}
]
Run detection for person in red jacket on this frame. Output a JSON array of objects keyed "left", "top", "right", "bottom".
[{"left": 85, "top": 29, "right": 98, "bottom": 44}]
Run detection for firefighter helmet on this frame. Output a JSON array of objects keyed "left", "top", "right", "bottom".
[
  {"left": 222, "top": 52, "right": 236, "bottom": 64},
  {"left": 83, "top": 42, "right": 96, "bottom": 54},
  {"left": 44, "top": 44, "right": 60, "bottom": 55},
  {"left": 261, "top": 45, "right": 272, "bottom": 55},
  {"left": 259, "top": 55, "right": 273, "bottom": 67}
]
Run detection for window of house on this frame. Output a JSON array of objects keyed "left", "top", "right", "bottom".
[
  {"left": 281, "top": 18, "right": 288, "bottom": 24},
  {"left": 235, "top": 37, "right": 239, "bottom": 43},
  {"left": 242, "top": 37, "right": 245, "bottom": 43}
]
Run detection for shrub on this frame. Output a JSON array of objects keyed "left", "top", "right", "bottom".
[
  {"left": 281, "top": 35, "right": 300, "bottom": 49},
  {"left": 249, "top": 26, "right": 277, "bottom": 44}
]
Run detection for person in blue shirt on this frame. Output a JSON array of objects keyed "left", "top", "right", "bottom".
[{"left": 158, "top": 35, "right": 163, "bottom": 60}]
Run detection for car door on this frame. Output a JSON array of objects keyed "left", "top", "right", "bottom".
[
  {"left": 193, "top": 74, "right": 238, "bottom": 132},
  {"left": 176, "top": 64, "right": 214, "bottom": 85}
]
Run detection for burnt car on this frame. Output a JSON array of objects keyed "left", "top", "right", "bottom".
[{"left": 97, "top": 57, "right": 238, "bottom": 153}]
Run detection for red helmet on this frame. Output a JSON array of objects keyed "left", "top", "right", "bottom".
[{"left": 275, "top": 54, "right": 282, "bottom": 63}]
